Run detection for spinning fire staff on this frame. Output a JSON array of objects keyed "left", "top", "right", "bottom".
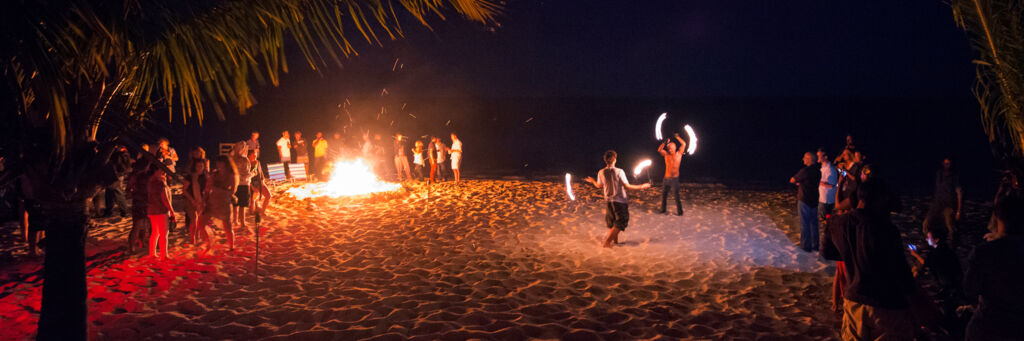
[
  {"left": 565, "top": 173, "right": 576, "bottom": 201},
  {"left": 634, "top": 159, "right": 653, "bottom": 185}
]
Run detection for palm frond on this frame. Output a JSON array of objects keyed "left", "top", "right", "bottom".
[{"left": 951, "top": 0, "right": 1024, "bottom": 163}]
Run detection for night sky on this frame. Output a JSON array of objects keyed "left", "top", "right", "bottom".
[{"left": 170, "top": 0, "right": 989, "bottom": 195}]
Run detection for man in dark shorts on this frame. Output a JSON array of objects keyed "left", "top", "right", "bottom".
[{"left": 585, "top": 150, "right": 651, "bottom": 248}]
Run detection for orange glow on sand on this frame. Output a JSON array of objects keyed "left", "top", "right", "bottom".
[{"left": 286, "top": 159, "right": 402, "bottom": 199}]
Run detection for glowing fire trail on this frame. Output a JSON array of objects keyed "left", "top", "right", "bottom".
[
  {"left": 633, "top": 159, "right": 653, "bottom": 185},
  {"left": 655, "top": 113, "right": 667, "bottom": 140},
  {"left": 287, "top": 159, "right": 401, "bottom": 199},
  {"left": 684, "top": 124, "right": 698, "bottom": 155},
  {"left": 565, "top": 173, "right": 575, "bottom": 201}
]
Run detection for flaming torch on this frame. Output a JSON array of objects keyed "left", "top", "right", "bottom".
[
  {"left": 684, "top": 124, "right": 698, "bottom": 155},
  {"left": 565, "top": 173, "right": 576, "bottom": 201},
  {"left": 633, "top": 159, "right": 653, "bottom": 185},
  {"left": 655, "top": 113, "right": 668, "bottom": 140}
]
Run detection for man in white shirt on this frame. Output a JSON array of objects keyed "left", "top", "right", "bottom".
[
  {"left": 449, "top": 133, "right": 463, "bottom": 183},
  {"left": 818, "top": 150, "right": 838, "bottom": 222},
  {"left": 585, "top": 150, "right": 651, "bottom": 248},
  {"left": 276, "top": 131, "right": 292, "bottom": 163}
]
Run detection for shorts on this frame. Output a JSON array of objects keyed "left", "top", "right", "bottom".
[
  {"left": 451, "top": 153, "right": 462, "bottom": 170},
  {"left": 233, "top": 185, "right": 251, "bottom": 207},
  {"left": 605, "top": 201, "right": 629, "bottom": 230}
]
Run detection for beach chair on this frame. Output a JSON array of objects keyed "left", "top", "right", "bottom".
[
  {"left": 218, "top": 143, "right": 234, "bottom": 156},
  {"left": 266, "top": 163, "right": 287, "bottom": 183},
  {"left": 288, "top": 163, "right": 308, "bottom": 181}
]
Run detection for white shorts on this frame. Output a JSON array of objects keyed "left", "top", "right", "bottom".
[{"left": 451, "top": 153, "right": 462, "bottom": 170}]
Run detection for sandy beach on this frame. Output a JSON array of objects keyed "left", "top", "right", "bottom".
[{"left": 0, "top": 179, "right": 991, "bottom": 340}]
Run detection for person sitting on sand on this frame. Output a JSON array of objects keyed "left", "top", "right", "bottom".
[
  {"left": 790, "top": 152, "right": 821, "bottom": 252},
  {"left": 657, "top": 133, "right": 686, "bottom": 216},
  {"left": 197, "top": 156, "right": 237, "bottom": 253},
  {"left": 585, "top": 150, "right": 651, "bottom": 248},
  {"left": 963, "top": 193, "right": 1024, "bottom": 341},
  {"left": 825, "top": 179, "right": 916, "bottom": 340},
  {"left": 146, "top": 167, "right": 174, "bottom": 261}
]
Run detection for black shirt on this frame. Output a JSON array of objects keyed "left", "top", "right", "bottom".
[
  {"left": 964, "top": 235, "right": 1024, "bottom": 329},
  {"left": 923, "top": 244, "right": 963, "bottom": 297},
  {"left": 793, "top": 164, "right": 821, "bottom": 206},
  {"left": 825, "top": 209, "right": 915, "bottom": 309},
  {"left": 933, "top": 170, "right": 960, "bottom": 209}
]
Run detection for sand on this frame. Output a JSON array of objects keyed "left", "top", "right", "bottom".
[{"left": 1, "top": 179, "right": 860, "bottom": 340}]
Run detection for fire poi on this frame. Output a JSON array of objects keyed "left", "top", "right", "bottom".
[
  {"left": 287, "top": 159, "right": 402, "bottom": 199},
  {"left": 565, "top": 173, "right": 576, "bottom": 200},
  {"left": 654, "top": 112, "right": 667, "bottom": 140},
  {"left": 684, "top": 124, "right": 698, "bottom": 155}
]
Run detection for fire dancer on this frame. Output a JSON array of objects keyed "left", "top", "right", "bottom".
[
  {"left": 584, "top": 150, "right": 651, "bottom": 248},
  {"left": 450, "top": 133, "right": 463, "bottom": 183},
  {"left": 657, "top": 133, "right": 686, "bottom": 215},
  {"left": 146, "top": 167, "right": 174, "bottom": 260},
  {"left": 276, "top": 131, "right": 292, "bottom": 163},
  {"left": 393, "top": 134, "right": 412, "bottom": 181}
]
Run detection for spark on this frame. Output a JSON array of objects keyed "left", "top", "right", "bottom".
[
  {"left": 408, "top": 113, "right": 417, "bottom": 119},
  {"left": 381, "top": 88, "right": 389, "bottom": 96},
  {"left": 525, "top": 117, "right": 534, "bottom": 123},
  {"left": 565, "top": 173, "right": 575, "bottom": 201},
  {"left": 392, "top": 58, "right": 400, "bottom": 71},
  {"left": 684, "top": 124, "right": 698, "bottom": 155},
  {"left": 446, "top": 120, "right": 451, "bottom": 126},
  {"left": 655, "top": 113, "right": 667, "bottom": 140},
  {"left": 633, "top": 159, "right": 652, "bottom": 177}
]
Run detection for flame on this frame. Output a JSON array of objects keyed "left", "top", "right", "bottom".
[
  {"left": 684, "top": 124, "right": 698, "bottom": 155},
  {"left": 633, "top": 159, "right": 652, "bottom": 177},
  {"left": 655, "top": 113, "right": 667, "bottom": 140},
  {"left": 286, "top": 159, "right": 401, "bottom": 199},
  {"left": 565, "top": 173, "right": 575, "bottom": 201}
]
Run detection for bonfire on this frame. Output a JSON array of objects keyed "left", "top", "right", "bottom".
[{"left": 286, "top": 159, "right": 402, "bottom": 199}]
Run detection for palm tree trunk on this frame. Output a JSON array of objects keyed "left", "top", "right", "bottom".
[{"left": 36, "top": 199, "right": 89, "bottom": 341}]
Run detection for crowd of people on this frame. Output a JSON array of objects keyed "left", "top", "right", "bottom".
[
  {"left": 789, "top": 134, "right": 1024, "bottom": 341},
  {"left": 272, "top": 129, "right": 465, "bottom": 184}
]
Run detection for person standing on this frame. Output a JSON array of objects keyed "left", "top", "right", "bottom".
[
  {"left": 963, "top": 194, "right": 1024, "bottom": 341},
  {"left": 393, "top": 134, "right": 412, "bottom": 181},
  {"left": 102, "top": 145, "right": 132, "bottom": 217},
  {"left": 433, "top": 137, "right": 449, "bottom": 181},
  {"left": 824, "top": 180, "right": 917, "bottom": 340},
  {"left": 818, "top": 151, "right": 838, "bottom": 222},
  {"left": 294, "top": 131, "right": 309, "bottom": 165},
  {"left": 126, "top": 160, "right": 152, "bottom": 253},
  {"left": 312, "top": 132, "right": 328, "bottom": 180},
  {"left": 247, "top": 150, "right": 271, "bottom": 218},
  {"left": 449, "top": 133, "right": 463, "bottom": 183},
  {"left": 923, "top": 157, "right": 963, "bottom": 246},
  {"left": 584, "top": 150, "right": 651, "bottom": 248},
  {"left": 427, "top": 137, "right": 439, "bottom": 183},
  {"left": 197, "top": 156, "right": 237, "bottom": 253},
  {"left": 276, "top": 131, "right": 292, "bottom": 163},
  {"left": 657, "top": 133, "right": 687, "bottom": 216},
  {"left": 412, "top": 140, "right": 426, "bottom": 180},
  {"left": 182, "top": 160, "right": 208, "bottom": 245},
  {"left": 230, "top": 143, "right": 252, "bottom": 231},
  {"left": 146, "top": 168, "right": 174, "bottom": 261},
  {"left": 156, "top": 138, "right": 179, "bottom": 173},
  {"left": 246, "top": 131, "right": 261, "bottom": 159},
  {"left": 790, "top": 152, "right": 821, "bottom": 252},
  {"left": 328, "top": 132, "right": 344, "bottom": 160}
]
